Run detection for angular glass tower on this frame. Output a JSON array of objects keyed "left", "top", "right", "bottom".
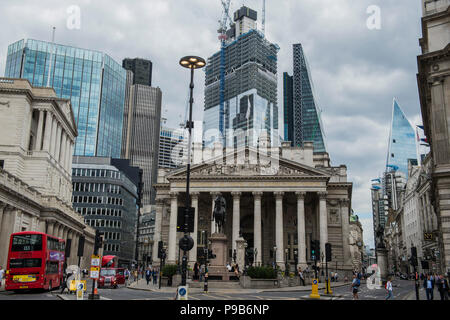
[
  {"left": 4, "top": 39, "right": 126, "bottom": 158},
  {"left": 292, "top": 44, "right": 326, "bottom": 152},
  {"left": 386, "top": 99, "right": 418, "bottom": 177},
  {"left": 283, "top": 72, "right": 294, "bottom": 144}
]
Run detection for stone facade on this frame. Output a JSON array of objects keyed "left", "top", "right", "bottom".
[
  {"left": 152, "top": 141, "right": 354, "bottom": 278},
  {"left": 0, "top": 78, "right": 95, "bottom": 270},
  {"left": 349, "top": 215, "right": 364, "bottom": 273},
  {"left": 417, "top": 2, "right": 450, "bottom": 274}
]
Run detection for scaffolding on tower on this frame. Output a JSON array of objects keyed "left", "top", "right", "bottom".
[{"left": 218, "top": 0, "right": 232, "bottom": 145}]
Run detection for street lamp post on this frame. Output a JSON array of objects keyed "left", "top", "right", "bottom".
[{"left": 179, "top": 56, "right": 206, "bottom": 287}]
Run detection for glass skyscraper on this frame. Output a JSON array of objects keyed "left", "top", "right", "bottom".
[
  {"left": 4, "top": 39, "right": 126, "bottom": 158},
  {"left": 386, "top": 99, "right": 418, "bottom": 177},
  {"left": 290, "top": 43, "right": 326, "bottom": 152}
]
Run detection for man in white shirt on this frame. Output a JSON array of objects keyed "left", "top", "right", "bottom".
[{"left": 385, "top": 277, "right": 393, "bottom": 300}]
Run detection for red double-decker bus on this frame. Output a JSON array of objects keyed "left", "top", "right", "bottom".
[{"left": 5, "top": 231, "right": 65, "bottom": 292}]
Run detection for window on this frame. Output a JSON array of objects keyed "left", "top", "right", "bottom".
[
  {"left": 12, "top": 234, "right": 43, "bottom": 251},
  {"left": 9, "top": 258, "right": 42, "bottom": 268}
]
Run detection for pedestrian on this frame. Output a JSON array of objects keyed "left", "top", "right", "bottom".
[
  {"left": 199, "top": 264, "right": 204, "bottom": 282},
  {"left": 298, "top": 267, "right": 305, "bottom": 286},
  {"left": 334, "top": 272, "right": 338, "bottom": 282},
  {"left": 194, "top": 262, "right": 199, "bottom": 281},
  {"left": 385, "top": 277, "right": 394, "bottom": 300},
  {"left": 145, "top": 268, "right": 151, "bottom": 285},
  {"left": 437, "top": 274, "right": 449, "bottom": 301},
  {"left": 234, "top": 264, "right": 240, "bottom": 278},
  {"left": 424, "top": 274, "right": 434, "bottom": 300},
  {"left": 351, "top": 274, "right": 360, "bottom": 300},
  {"left": 60, "top": 271, "right": 73, "bottom": 294},
  {"left": 0, "top": 266, "right": 4, "bottom": 288},
  {"left": 152, "top": 268, "right": 158, "bottom": 285}
]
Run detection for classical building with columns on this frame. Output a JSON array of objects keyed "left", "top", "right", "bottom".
[
  {"left": 152, "top": 140, "right": 354, "bottom": 276},
  {"left": 0, "top": 78, "right": 95, "bottom": 269}
]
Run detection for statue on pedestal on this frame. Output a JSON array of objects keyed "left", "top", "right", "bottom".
[{"left": 213, "top": 195, "right": 227, "bottom": 234}]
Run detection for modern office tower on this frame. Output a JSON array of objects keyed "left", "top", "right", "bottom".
[
  {"left": 291, "top": 43, "right": 326, "bottom": 152},
  {"left": 122, "top": 84, "right": 162, "bottom": 206},
  {"left": 159, "top": 126, "right": 187, "bottom": 169},
  {"left": 4, "top": 39, "right": 127, "bottom": 158},
  {"left": 122, "top": 58, "right": 153, "bottom": 86},
  {"left": 283, "top": 72, "right": 294, "bottom": 144},
  {"left": 72, "top": 156, "right": 141, "bottom": 267},
  {"left": 121, "top": 77, "right": 162, "bottom": 206},
  {"left": 386, "top": 99, "right": 418, "bottom": 177},
  {"left": 203, "top": 6, "right": 279, "bottom": 148}
]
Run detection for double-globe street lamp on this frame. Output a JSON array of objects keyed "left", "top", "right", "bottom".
[{"left": 179, "top": 56, "right": 206, "bottom": 287}]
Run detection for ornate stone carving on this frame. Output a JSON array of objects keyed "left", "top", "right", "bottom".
[
  {"left": 318, "top": 191, "right": 328, "bottom": 199},
  {"left": 252, "top": 191, "right": 263, "bottom": 198},
  {"left": 328, "top": 209, "right": 340, "bottom": 225},
  {"left": 231, "top": 191, "right": 241, "bottom": 198},
  {"left": 0, "top": 100, "right": 10, "bottom": 108},
  {"left": 274, "top": 191, "right": 284, "bottom": 199},
  {"left": 295, "top": 191, "right": 306, "bottom": 200}
]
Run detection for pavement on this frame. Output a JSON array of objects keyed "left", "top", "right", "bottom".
[
  {"left": 404, "top": 284, "right": 448, "bottom": 301},
  {"left": 125, "top": 277, "right": 351, "bottom": 295}
]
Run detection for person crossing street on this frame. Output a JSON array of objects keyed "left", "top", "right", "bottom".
[{"left": 385, "top": 277, "right": 393, "bottom": 300}]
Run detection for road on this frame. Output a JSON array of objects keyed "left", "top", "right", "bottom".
[{"left": 0, "top": 279, "right": 418, "bottom": 300}]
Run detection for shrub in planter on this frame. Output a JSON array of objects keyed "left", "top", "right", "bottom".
[
  {"left": 162, "top": 264, "right": 178, "bottom": 286},
  {"left": 246, "top": 266, "right": 277, "bottom": 279}
]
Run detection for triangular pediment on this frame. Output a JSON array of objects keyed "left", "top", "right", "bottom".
[{"left": 167, "top": 146, "right": 330, "bottom": 179}]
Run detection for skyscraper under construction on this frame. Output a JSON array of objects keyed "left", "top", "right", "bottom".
[{"left": 203, "top": 6, "right": 279, "bottom": 148}]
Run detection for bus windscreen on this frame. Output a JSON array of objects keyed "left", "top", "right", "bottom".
[{"left": 11, "top": 234, "right": 43, "bottom": 252}]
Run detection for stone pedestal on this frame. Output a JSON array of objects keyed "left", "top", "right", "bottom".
[
  {"left": 208, "top": 233, "right": 231, "bottom": 280},
  {"left": 235, "top": 236, "right": 246, "bottom": 271},
  {"left": 376, "top": 248, "right": 389, "bottom": 283}
]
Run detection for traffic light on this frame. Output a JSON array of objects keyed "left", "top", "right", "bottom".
[
  {"left": 325, "top": 243, "right": 332, "bottom": 262},
  {"left": 94, "top": 229, "right": 104, "bottom": 255},
  {"left": 158, "top": 241, "right": 163, "bottom": 259},
  {"left": 177, "top": 207, "right": 195, "bottom": 232},
  {"left": 411, "top": 247, "right": 418, "bottom": 267},
  {"left": 310, "top": 240, "right": 320, "bottom": 261}
]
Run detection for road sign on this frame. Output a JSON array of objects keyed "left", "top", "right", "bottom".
[
  {"left": 91, "top": 255, "right": 101, "bottom": 267},
  {"left": 76, "top": 281, "right": 85, "bottom": 300},
  {"left": 310, "top": 278, "right": 320, "bottom": 299},
  {"left": 90, "top": 267, "right": 100, "bottom": 279},
  {"left": 177, "top": 285, "right": 188, "bottom": 300}
]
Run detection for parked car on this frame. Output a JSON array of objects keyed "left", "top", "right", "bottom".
[{"left": 98, "top": 268, "right": 125, "bottom": 288}]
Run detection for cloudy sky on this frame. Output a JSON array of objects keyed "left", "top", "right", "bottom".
[{"left": 0, "top": 0, "right": 426, "bottom": 248}]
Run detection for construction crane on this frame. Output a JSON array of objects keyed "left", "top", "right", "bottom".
[{"left": 218, "top": 0, "right": 232, "bottom": 145}]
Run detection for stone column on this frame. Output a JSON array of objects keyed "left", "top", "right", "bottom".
[
  {"left": 43, "top": 111, "right": 53, "bottom": 152},
  {"left": 72, "top": 232, "right": 79, "bottom": 265},
  {"left": 0, "top": 203, "right": 7, "bottom": 230},
  {"left": 168, "top": 192, "right": 178, "bottom": 264},
  {"left": 55, "top": 125, "right": 62, "bottom": 162},
  {"left": 50, "top": 117, "right": 57, "bottom": 157},
  {"left": 60, "top": 133, "right": 67, "bottom": 166},
  {"left": 35, "top": 109, "right": 45, "bottom": 151},
  {"left": 152, "top": 199, "right": 164, "bottom": 266},
  {"left": 231, "top": 192, "right": 241, "bottom": 252},
  {"left": 47, "top": 220, "right": 55, "bottom": 236},
  {"left": 296, "top": 191, "right": 307, "bottom": 269},
  {"left": 340, "top": 199, "right": 351, "bottom": 266},
  {"left": 318, "top": 192, "right": 328, "bottom": 261},
  {"left": 66, "top": 139, "right": 73, "bottom": 170},
  {"left": 253, "top": 191, "right": 263, "bottom": 266},
  {"left": 274, "top": 191, "right": 285, "bottom": 269},
  {"left": 0, "top": 206, "right": 13, "bottom": 266},
  {"left": 63, "top": 226, "right": 69, "bottom": 243},
  {"left": 189, "top": 192, "right": 200, "bottom": 265}
]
